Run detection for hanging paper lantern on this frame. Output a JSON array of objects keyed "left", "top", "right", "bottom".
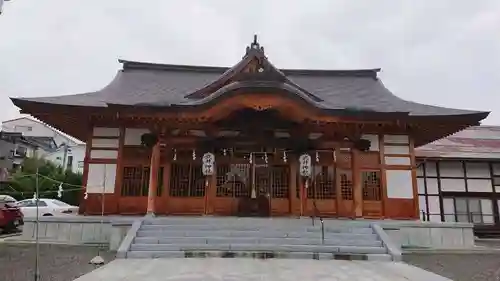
[
  {"left": 249, "top": 153, "right": 253, "bottom": 164},
  {"left": 315, "top": 151, "right": 320, "bottom": 162},
  {"left": 202, "top": 152, "right": 215, "bottom": 176},
  {"left": 264, "top": 153, "right": 268, "bottom": 164},
  {"left": 173, "top": 149, "right": 177, "bottom": 161},
  {"left": 299, "top": 154, "right": 312, "bottom": 177},
  {"left": 223, "top": 149, "right": 227, "bottom": 156},
  {"left": 282, "top": 151, "right": 287, "bottom": 163},
  {"left": 192, "top": 149, "right": 196, "bottom": 160}
]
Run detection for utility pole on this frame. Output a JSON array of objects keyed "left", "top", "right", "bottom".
[
  {"left": 34, "top": 166, "right": 40, "bottom": 281},
  {"left": 61, "top": 143, "right": 68, "bottom": 171}
]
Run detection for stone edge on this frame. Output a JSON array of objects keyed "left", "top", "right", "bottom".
[
  {"left": 378, "top": 221, "right": 473, "bottom": 229},
  {"left": 116, "top": 219, "right": 143, "bottom": 259},
  {"left": 23, "top": 216, "right": 136, "bottom": 224},
  {"left": 22, "top": 216, "right": 473, "bottom": 229},
  {"left": 403, "top": 247, "right": 500, "bottom": 255},
  {"left": 371, "top": 223, "right": 402, "bottom": 262},
  {"left": 126, "top": 250, "right": 392, "bottom": 261}
]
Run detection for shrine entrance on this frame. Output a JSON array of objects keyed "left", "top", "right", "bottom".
[
  {"left": 212, "top": 157, "right": 290, "bottom": 217},
  {"left": 301, "top": 151, "right": 355, "bottom": 218}
]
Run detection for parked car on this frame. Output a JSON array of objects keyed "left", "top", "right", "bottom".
[
  {"left": 0, "top": 199, "right": 23, "bottom": 233},
  {"left": 0, "top": 195, "right": 17, "bottom": 203},
  {"left": 17, "top": 199, "right": 78, "bottom": 217}
]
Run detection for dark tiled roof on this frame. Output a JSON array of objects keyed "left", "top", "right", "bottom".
[
  {"left": 12, "top": 61, "right": 487, "bottom": 117},
  {"left": 11, "top": 37, "right": 488, "bottom": 118}
]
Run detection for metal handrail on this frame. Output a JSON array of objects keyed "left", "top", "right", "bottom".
[{"left": 312, "top": 199, "right": 325, "bottom": 244}]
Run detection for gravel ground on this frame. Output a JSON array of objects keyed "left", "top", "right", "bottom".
[
  {"left": 404, "top": 253, "right": 500, "bottom": 281},
  {"left": 0, "top": 244, "right": 115, "bottom": 281}
]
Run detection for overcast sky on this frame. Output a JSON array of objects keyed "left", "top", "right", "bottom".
[{"left": 0, "top": 0, "right": 499, "bottom": 125}]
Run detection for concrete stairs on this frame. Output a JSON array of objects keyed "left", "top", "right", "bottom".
[{"left": 120, "top": 217, "right": 396, "bottom": 261}]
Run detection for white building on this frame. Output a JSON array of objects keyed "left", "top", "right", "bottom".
[
  {"left": 44, "top": 143, "right": 86, "bottom": 173},
  {"left": 1, "top": 117, "right": 85, "bottom": 173},
  {"left": 2, "top": 117, "right": 81, "bottom": 147},
  {"left": 416, "top": 125, "right": 500, "bottom": 237}
]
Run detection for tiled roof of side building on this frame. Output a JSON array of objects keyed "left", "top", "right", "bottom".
[
  {"left": 416, "top": 125, "right": 500, "bottom": 159},
  {"left": 11, "top": 59, "right": 487, "bottom": 117}
]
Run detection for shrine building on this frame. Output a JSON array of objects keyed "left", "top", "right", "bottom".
[{"left": 10, "top": 37, "right": 489, "bottom": 219}]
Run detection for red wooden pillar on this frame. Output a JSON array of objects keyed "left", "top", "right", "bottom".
[
  {"left": 351, "top": 148, "right": 363, "bottom": 218},
  {"left": 146, "top": 142, "right": 161, "bottom": 215}
]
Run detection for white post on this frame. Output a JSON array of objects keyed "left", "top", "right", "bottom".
[{"left": 90, "top": 164, "right": 106, "bottom": 265}]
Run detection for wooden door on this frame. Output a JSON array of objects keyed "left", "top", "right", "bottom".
[
  {"left": 167, "top": 163, "right": 206, "bottom": 214},
  {"left": 255, "top": 164, "right": 290, "bottom": 216},
  {"left": 305, "top": 165, "right": 337, "bottom": 217},
  {"left": 362, "top": 170, "right": 383, "bottom": 218},
  {"left": 212, "top": 163, "right": 251, "bottom": 215},
  {"left": 336, "top": 168, "right": 355, "bottom": 217}
]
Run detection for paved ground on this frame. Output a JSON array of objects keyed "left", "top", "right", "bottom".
[
  {"left": 0, "top": 244, "right": 115, "bottom": 281},
  {"left": 73, "top": 258, "right": 451, "bottom": 281},
  {"left": 404, "top": 253, "right": 500, "bottom": 281},
  {"left": 3, "top": 243, "right": 500, "bottom": 280}
]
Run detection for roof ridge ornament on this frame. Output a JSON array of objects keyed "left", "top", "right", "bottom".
[{"left": 245, "top": 34, "right": 265, "bottom": 56}]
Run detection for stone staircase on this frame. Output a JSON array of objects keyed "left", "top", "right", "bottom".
[{"left": 119, "top": 217, "right": 398, "bottom": 261}]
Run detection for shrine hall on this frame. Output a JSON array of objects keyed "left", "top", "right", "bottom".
[{"left": 10, "top": 36, "right": 489, "bottom": 219}]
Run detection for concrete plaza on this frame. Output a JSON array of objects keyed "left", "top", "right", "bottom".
[{"left": 74, "top": 258, "right": 451, "bottom": 281}]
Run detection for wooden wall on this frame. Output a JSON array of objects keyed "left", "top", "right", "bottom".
[{"left": 81, "top": 126, "right": 419, "bottom": 220}]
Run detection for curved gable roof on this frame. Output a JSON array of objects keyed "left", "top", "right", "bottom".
[{"left": 11, "top": 37, "right": 488, "bottom": 119}]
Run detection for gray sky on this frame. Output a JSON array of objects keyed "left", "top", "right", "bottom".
[{"left": 0, "top": 0, "right": 499, "bottom": 125}]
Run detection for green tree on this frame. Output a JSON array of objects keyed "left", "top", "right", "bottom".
[{"left": 1, "top": 157, "right": 83, "bottom": 206}]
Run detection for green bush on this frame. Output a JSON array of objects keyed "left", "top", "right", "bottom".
[{"left": 1, "top": 157, "right": 83, "bottom": 206}]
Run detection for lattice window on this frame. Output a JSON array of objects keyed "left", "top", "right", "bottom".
[
  {"left": 121, "top": 166, "right": 149, "bottom": 196},
  {"left": 156, "top": 167, "right": 164, "bottom": 197},
  {"left": 296, "top": 173, "right": 301, "bottom": 199},
  {"left": 339, "top": 169, "right": 353, "bottom": 200},
  {"left": 270, "top": 165, "right": 289, "bottom": 199},
  {"left": 121, "top": 166, "right": 164, "bottom": 197},
  {"left": 308, "top": 165, "right": 336, "bottom": 199},
  {"left": 216, "top": 164, "right": 250, "bottom": 198},
  {"left": 255, "top": 165, "right": 271, "bottom": 197},
  {"left": 170, "top": 163, "right": 205, "bottom": 197},
  {"left": 362, "top": 171, "right": 381, "bottom": 201}
]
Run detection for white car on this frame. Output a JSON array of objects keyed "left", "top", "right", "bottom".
[
  {"left": 17, "top": 198, "right": 79, "bottom": 217},
  {"left": 0, "top": 195, "right": 17, "bottom": 203}
]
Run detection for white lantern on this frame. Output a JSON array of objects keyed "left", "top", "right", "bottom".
[
  {"left": 202, "top": 152, "right": 215, "bottom": 176},
  {"left": 299, "top": 154, "right": 312, "bottom": 177},
  {"left": 202, "top": 164, "right": 214, "bottom": 176}
]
